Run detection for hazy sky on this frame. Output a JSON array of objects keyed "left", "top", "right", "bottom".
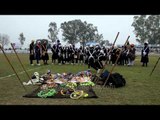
[{"left": 0, "top": 15, "right": 138, "bottom": 48}]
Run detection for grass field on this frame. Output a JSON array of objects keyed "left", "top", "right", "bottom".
[{"left": 0, "top": 53, "right": 160, "bottom": 105}]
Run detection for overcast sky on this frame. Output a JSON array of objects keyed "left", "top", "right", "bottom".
[{"left": 0, "top": 15, "right": 138, "bottom": 48}]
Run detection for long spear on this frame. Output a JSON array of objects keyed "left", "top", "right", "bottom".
[
  {"left": 0, "top": 44, "right": 27, "bottom": 92},
  {"left": 100, "top": 32, "right": 120, "bottom": 74},
  {"left": 94, "top": 32, "right": 120, "bottom": 84},
  {"left": 10, "top": 43, "right": 33, "bottom": 84},
  {"left": 100, "top": 35, "right": 130, "bottom": 92},
  {"left": 149, "top": 56, "right": 160, "bottom": 76}
]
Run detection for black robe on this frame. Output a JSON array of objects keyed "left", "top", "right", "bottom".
[
  {"left": 29, "top": 43, "right": 35, "bottom": 60},
  {"left": 41, "top": 43, "right": 49, "bottom": 60},
  {"left": 141, "top": 46, "right": 149, "bottom": 63}
]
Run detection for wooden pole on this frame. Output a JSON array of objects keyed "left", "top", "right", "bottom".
[
  {"left": 100, "top": 32, "right": 120, "bottom": 74},
  {"left": 150, "top": 56, "right": 160, "bottom": 76},
  {"left": 100, "top": 36, "right": 130, "bottom": 92},
  {"left": 10, "top": 43, "right": 33, "bottom": 84},
  {"left": 0, "top": 45, "right": 27, "bottom": 92},
  {"left": 94, "top": 32, "right": 120, "bottom": 85}
]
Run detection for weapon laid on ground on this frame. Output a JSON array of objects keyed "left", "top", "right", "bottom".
[
  {"left": 150, "top": 56, "right": 160, "bottom": 76},
  {"left": 10, "top": 43, "right": 33, "bottom": 85},
  {"left": 0, "top": 44, "right": 27, "bottom": 92},
  {"left": 100, "top": 35, "right": 130, "bottom": 92}
]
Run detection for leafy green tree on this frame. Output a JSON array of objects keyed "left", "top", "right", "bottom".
[
  {"left": 61, "top": 20, "right": 103, "bottom": 47},
  {"left": 132, "top": 15, "right": 160, "bottom": 44},
  {"left": 94, "top": 33, "right": 103, "bottom": 43},
  {"left": 48, "top": 22, "right": 59, "bottom": 42},
  {"left": 61, "top": 19, "right": 85, "bottom": 45},
  {"left": 0, "top": 33, "right": 10, "bottom": 48},
  {"left": 19, "top": 33, "right": 25, "bottom": 46}
]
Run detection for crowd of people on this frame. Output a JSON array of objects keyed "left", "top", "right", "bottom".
[{"left": 29, "top": 40, "right": 150, "bottom": 71}]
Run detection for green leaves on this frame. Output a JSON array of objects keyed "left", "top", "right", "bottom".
[
  {"left": 0, "top": 33, "right": 10, "bottom": 48},
  {"left": 19, "top": 33, "right": 25, "bottom": 46},
  {"left": 48, "top": 22, "right": 59, "bottom": 42},
  {"left": 61, "top": 19, "right": 103, "bottom": 46},
  {"left": 132, "top": 15, "right": 160, "bottom": 44}
]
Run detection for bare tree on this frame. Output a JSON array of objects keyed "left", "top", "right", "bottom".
[{"left": 0, "top": 33, "right": 10, "bottom": 48}]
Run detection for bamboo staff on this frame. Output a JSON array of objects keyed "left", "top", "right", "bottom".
[
  {"left": 150, "top": 56, "right": 160, "bottom": 76},
  {"left": 10, "top": 43, "right": 33, "bottom": 84},
  {"left": 100, "top": 36, "right": 130, "bottom": 92},
  {"left": 94, "top": 32, "right": 120, "bottom": 85},
  {"left": 41, "top": 43, "right": 47, "bottom": 56},
  {"left": 0, "top": 44, "right": 27, "bottom": 92},
  {"left": 100, "top": 32, "right": 120, "bottom": 74}
]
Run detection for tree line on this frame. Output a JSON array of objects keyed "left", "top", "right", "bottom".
[
  {"left": 132, "top": 15, "right": 160, "bottom": 44},
  {"left": 48, "top": 19, "right": 105, "bottom": 47},
  {"left": 1, "top": 16, "right": 160, "bottom": 49}
]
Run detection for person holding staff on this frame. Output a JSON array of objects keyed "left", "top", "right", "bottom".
[
  {"left": 41, "top": 41, "right": 49, "bottom": 65},
  {"left": 35, "top": 41, "right": 41, "bottom": 66}
]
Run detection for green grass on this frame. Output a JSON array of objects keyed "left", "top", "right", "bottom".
[{"left": 0, "top": 53, "right": 160, "bottom": 105}]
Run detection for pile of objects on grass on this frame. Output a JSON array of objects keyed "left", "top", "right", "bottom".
[
  {"left": 23, "top": 70, "right": 98, "bottom": 99},
  {"left": 92, "top": 70, "right": 126, "bottom": 88}
]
